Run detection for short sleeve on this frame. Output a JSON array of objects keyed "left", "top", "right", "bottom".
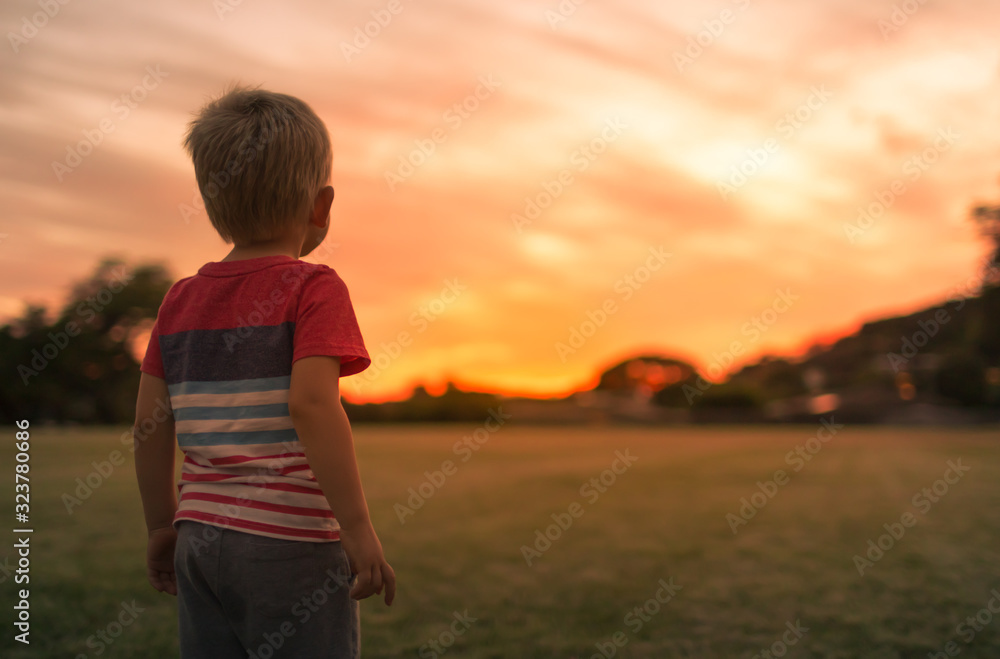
[
  {"left": 139, "top": 320, "right": 165, "bottom": 379},
  {"left": 293, "top": 268, "right": 370, "bottom": 377}
]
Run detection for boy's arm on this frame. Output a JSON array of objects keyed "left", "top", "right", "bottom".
[
  {"left": 288, "top": 355, "right": 396, "bottom": 606},
  {"left": 133, "top": 372, "right": 178, "bottom": 596}
]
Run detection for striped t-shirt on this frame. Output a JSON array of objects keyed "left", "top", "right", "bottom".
[{"left": 139, "top": 255, "right": 370, "bottom": 542}]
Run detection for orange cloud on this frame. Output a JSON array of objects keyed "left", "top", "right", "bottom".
[{"left": 1, "top": 0, "right": 997, "bottom": 401}]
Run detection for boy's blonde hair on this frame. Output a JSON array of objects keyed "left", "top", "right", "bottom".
[{"left": 183, "top": 85, "right": 331, "bottom": 245}]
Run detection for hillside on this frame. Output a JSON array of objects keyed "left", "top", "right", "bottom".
[
  {"left": 499, "top": 283, "right": 1000, "bottom": 425},
  {"left": 699, "top": 282, "right": 1000, "bottom": 422}
]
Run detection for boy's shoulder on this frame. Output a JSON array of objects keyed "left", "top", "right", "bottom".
[
  {"left": 166, "top": 258, "right": 344, "bottom": 294},
  {"left": 147, "top": 256, "right": 368, "bottom": 375},
  {"left": 155, "top": 258, "right": 353, "bottom": 324}
]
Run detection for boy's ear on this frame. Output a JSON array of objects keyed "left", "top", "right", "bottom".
[{"left": 309, "top": 185, "right": 335, "bottom": 228}]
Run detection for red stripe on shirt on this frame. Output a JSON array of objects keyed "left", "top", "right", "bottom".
[
  {"left": 181, "top": 472, "right": 238, "bottom": 482},
  {"left": 180, "top": 491, "right": 334, "bottom": 519},
  {"left": 242, "top": 481, "right": 326, "bottom": 496},
  {"left": 176, "top": 510, "right": 339, "bottom": 540},
  {"left": 272, "top": 464, "right": 312, "bottom": 475},
  {"left": 181, "top": 468, "right": 315, "bottom": 483},
  {"left": 209, "top": 452, "right": 306, "bottom": 466}
]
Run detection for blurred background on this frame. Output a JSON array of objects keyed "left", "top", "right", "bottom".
[
  {"left": 3, "top": 1, "right": 1000, "bottom": 657},
  {"left": 1, "top": 0, "right": 999, "bottom": 423}
]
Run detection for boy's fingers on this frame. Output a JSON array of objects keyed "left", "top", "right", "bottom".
[
  {"left": 350, "top": 569, "right": 372, "bottom": 600},
  {"left": 164, "top": 571, "right": 177, "bottom": 596},
  {"left": 362, "top": 566, "right": 379, "bottom": 599},
  {"left": 369, "top": 564, "right": 383, "bottom": 594},
  {"left": 149, "top": 569, "right": 178, "bottom": 596},
  {"left": 383, "top": 564, "right": 396, "bottom": 606}
]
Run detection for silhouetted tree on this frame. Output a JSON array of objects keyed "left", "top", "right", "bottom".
[
  {"left": 0, "top": 257, "right": 173, "bottom": 423},
  {"left": 972, "top": 202, "right": 1000, "bottom": 286}
]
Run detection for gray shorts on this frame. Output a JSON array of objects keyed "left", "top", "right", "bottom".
[{"left": 174, "top": 520, "right": 359, "bottom": 659}]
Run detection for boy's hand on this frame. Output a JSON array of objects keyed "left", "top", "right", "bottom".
[
  {"left": 146, "top": 526, "right": 177, "bottom": 596},
  {"left": 339, "top": 523, "right": 396, "bottom": 606}
]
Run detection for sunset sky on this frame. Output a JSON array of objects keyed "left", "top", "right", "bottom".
[{"left": 2, "top": 0, "right": 999, "bottom": 401}]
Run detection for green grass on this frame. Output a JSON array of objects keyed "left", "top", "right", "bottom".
[{"left": 2, "top": 423, "right": 1000, "bottom": 658}]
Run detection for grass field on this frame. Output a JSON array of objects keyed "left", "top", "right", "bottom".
[{"left": 2, "top": 422, "right": 1000, "bottom": 658}]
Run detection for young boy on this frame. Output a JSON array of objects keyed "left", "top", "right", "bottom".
[{"left": 133, "top": 86, "right": 395, "bottom": 658}]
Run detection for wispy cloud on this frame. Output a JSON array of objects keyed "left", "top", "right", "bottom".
[{"left": 1, "top": 0, "right": 998, "bottom": 399}]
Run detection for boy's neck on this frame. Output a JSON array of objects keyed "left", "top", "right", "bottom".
[{"left": 221, "top": 236, "right": 302, "bottom": 262}]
